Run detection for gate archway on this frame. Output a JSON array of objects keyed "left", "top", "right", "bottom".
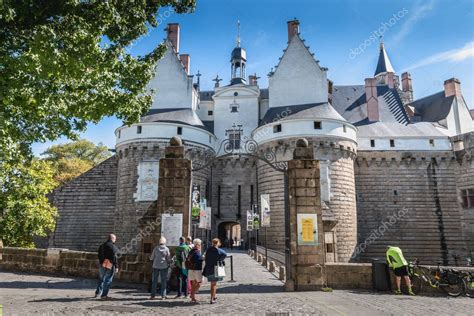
[{"left": 217, "top": 221, "right": 241, "bottom": 249}]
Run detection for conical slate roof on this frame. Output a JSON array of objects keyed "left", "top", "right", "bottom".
[{"left": 374, "top": 42, "right": 395, "bottom": 76}]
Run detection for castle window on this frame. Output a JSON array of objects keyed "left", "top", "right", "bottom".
[
  {"left": 118, "top": 130, "right": 121, "bottom": 138},
  {"left": 177, "top": 126, "right": 183, "bottom": 135},
  {"left": 137, "top": 125, "right": 142, "bottom": 134},
  {"left": 370, "top": 139, "right": 375, "bottom": 147},
  {"left": 208, "top": 110, "right": 213, "bottom": 116},
  {"left": 461, "top": 189, "right": 474, "bottom": 209},
  {"left": 273, "top": 124, "right": 282, "bottom": 133},
  {"left": 314, "top": 121, "right": 322, "bottom": 129},
  {"left": 228, "top": 131, "right": 241, "bottom": 150},
  {"left": 390, "top": 139, "right": 395, "bottom": 147},
  {"left": 429, "top": 139, "right": 435, "bottom": 147},
  {"left": 209, "top": 135, "right": 212, "bottom": 143},
  {"left": 343, "top": 125, "right": 347, "bottom": 133}
]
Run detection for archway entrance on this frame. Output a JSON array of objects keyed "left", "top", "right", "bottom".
[{"left": 218, "top": 221, "right": 241, "bottom": 249}]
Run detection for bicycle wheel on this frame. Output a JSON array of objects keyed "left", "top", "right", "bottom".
[
  {"left": 441, "top": 280, "right": 465, "bottom": 297},
  {"left": 463, "top": 278, "right": 474, "bottom": 298},
  {"left": 410, "top": 275, "right": 422, "bottom": 295}
]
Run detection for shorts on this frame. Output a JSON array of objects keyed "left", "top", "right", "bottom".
[
  {"left": 393, "top": 265, "right": 409, "bottom": 277},
  {"left": 188, "top": 270, "right": 203, "bottom": 282}
]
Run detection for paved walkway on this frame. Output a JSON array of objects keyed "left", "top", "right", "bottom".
[{"left": 1, "top": 251, "right": 473, "bottom": 315}]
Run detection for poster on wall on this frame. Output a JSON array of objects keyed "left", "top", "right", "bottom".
[
  {"left": 161, "top": 213, "right": 183, "bottom": 246},
  {"left": 260, "top": 194, "right": 271, "bottom": 227},
  {"left": 199, "top": 206, "right": 212, "bottom": 230},
  {"left": 297, "top": 213, "right": 318, "bottom": 245},
  {"left": 134, "top": 161, "right": 159, "bottom": 201}
]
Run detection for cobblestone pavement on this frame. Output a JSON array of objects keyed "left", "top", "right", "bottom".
[{"left": 1, "top": 250, "right": 473, "bottom": 315}]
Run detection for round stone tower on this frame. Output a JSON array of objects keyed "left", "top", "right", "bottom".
[
  {"left": 113, "top": 111, "right": 215, "bottom": 252},
  {"left": 253, "top": 103, "right": 358, "bottom": 262}
]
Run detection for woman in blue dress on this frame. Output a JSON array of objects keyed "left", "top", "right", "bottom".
[{"left": 203, "top": 238, "right": 227, "bottom": 304}]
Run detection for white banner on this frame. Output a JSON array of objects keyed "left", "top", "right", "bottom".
[
  {"left": 199, "top": 206, "right": 212, "bottom": 230},
  {"left": 261, "top": 194, "right": 271, "bottom": 227},
  {"left": 161, "top": 213, "right": 183, "bottom": 246}
]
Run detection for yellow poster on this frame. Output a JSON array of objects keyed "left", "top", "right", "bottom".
[
  {"left": 297, "top": 214, "right": 318, "bottom": 245},
  {"left": 301, "top": 218, "right": 314, "bottom": 242}
]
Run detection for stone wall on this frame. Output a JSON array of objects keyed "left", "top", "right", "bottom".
[
  {"left": 355, "top": 151, "right": 468, "bottom": 265},
  {"left": 0, "top": 247, "right": 144, "bottom": 283},
  {"left": 50, "top": 156, "right": 118, "bottom": 252},
  {"left": 452, "top": 132, "right": 474, "bottom": 258}
]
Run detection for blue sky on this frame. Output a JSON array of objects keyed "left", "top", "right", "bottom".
[{"left": 32, "top": 0, "right": 474, "bottom": 155}]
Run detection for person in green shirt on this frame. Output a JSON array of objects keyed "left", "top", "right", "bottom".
[
  {"left": 174, "top": 236, "right": 191, "bottom": 298},
  {"left": 386, "top": 246, "right": 415, "bottom": 295}
]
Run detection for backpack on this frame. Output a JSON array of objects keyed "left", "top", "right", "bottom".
[{"left": 185, "top": 249, "right": 196, "bottom": 270}]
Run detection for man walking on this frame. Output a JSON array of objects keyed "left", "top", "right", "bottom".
[
  {"left": 386, "top": 246, "right": 415, "bottom": 295},
  {"left": 95, "top": 234, "right": 119, "bottom": 299},
  {"left": 174, "top": 236, "right": 190, "bottom": 298}
]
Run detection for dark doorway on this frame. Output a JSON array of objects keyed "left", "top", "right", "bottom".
[{"left": 217, "top": 221, "right": 241, "bottom": 249}]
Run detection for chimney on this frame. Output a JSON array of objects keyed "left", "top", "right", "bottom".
[
  {"left": 167, "top": 23, "right": 180, "bottom": 53},
  {"left": 365, "top": 78, "right": 379, "bottom": 122},
  {"left": 401, "top": 72, "right": 412, "bottom": 92},
  {"left": 385, "top": 72, "right": 395, "bottom": 89},
  {"left": 287, "top": 19, "right": 300, "bottom": 41},
  {"left": 444, "top": 78, "right": 461, "bottom": 97},
  {"left": 248, "top": 74, "right": 258, "bottom": 86},
  {"left": 179, "top": 54, "right": 190, "bottom": 75}
]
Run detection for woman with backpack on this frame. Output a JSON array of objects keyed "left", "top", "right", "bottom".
[
  {"left": 203, "top": 238, "right": 227, "bottom": 304},
  {"left": 186, "top": 238, "right": 203, "bottom": 303}
]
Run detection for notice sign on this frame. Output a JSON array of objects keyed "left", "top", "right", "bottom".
[
  {"left": 161, "top": 213, "right": 183, "bottom": 246},
  {"left": 260, "top": 194, "right": 271, "bottom": 227},
  {"left": 246, "top": 211, "right": 253, "bottom": 231},
  {"left": 297, "top": 213, "right": 318, "bottom": 245}
]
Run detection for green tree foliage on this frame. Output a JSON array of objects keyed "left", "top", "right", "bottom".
[
  {"left": 0, "top": 0, "right": 196, "bottom": 162},
  {"left": 42, "top": 139, "right": 112, "bottom": 183},
  {"left": 0, "top": 159, "right": 58, "bottom": 247},
  {"left": 0, "top": 0, "right": 195, "bottom": 247}
]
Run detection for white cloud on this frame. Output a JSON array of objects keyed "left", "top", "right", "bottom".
[
  {"left": 404, "top": 41, "right": 474, "bottom": 70},
  {"left": 391, "top": 0, "right": 435, "bottom": 45}
]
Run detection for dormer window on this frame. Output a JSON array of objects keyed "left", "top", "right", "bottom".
[
  {"left": 230, "top": 99, "right": 239, "bottom": 113},
  {"left": 273, "top": 124, "right": 282, "bottom": 133},
  {"left": 390, "top": 139, "right": 395, "bottom": 147},
  {"left": 137, "top": 126, "right": 142, "bottom": 134},
  {"left": 177, "top": 126, "right": 183, "bottom": 135},
  {"left": 370, "top": 139, "right": 375, "bottom": 147},
  {"left": 314, "top": 121, "right": 322, "bottom": 129}
]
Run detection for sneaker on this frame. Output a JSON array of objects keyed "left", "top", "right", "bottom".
[
  {"left": 210, "top": 300, "right": 215, "bottom": 304},
  {"left": 408, "top": 289, "right": 416, "bottom": 296},
  {"left": 394, "top": 289, "right": 402, "bottom": 295}
]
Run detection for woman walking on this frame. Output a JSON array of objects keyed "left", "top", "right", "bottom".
[
  {"left": 203, "top": 238, "right": 227, "bottom": 304},
  {"left": 149, "top": 236, "right": 171, "bottom": 300}
]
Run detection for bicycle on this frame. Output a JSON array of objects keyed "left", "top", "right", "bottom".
[
  {"left": 408, "top": 259, "right": 465, "bottom": 297},
  {"left": 461, "top": 270, "right": 474, "bottom": 298}
]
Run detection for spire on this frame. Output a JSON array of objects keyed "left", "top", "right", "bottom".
[
  {"left": 374, "top": 41, "right": 395, "bottom": 76},
  {"left": 236, "top": 20, "right": 241, "bottom": 47}
]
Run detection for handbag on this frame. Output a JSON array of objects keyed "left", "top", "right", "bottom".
[
  {"left": 102, "top": 258, "right": 113, "bottom": 270},
  {"left": 214, "top": 261, "right": 226, "bottom": 278}
]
